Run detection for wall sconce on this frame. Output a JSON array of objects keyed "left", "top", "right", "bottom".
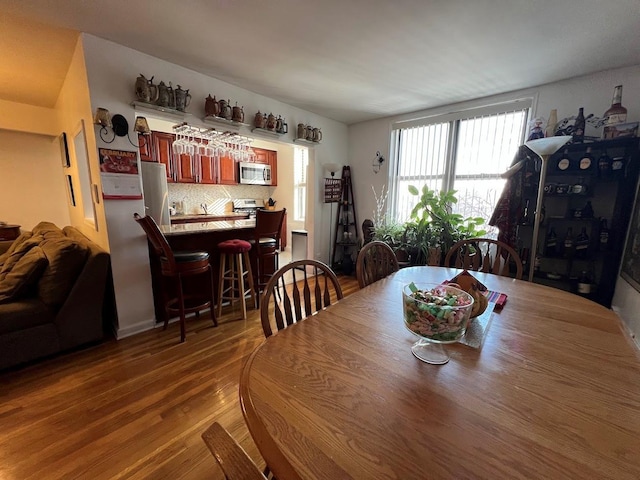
[
  {"left": 372, "top": 151, "right": 385, "bottom": 174},
  {"left": 93, "top": 108, "right": 149, "bottom": 148},
  {"left": 134, "top": 116, "right": 151, "bottom": 150}
]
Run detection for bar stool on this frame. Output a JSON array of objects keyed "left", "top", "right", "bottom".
[
  {"left": 134, "top": 213, "right": 217, "bottom": 342},
  {"left": 217, "top": 239, "right": 257, "bottom": 320},
  {"left": 250, "top": 208, "right": 286, "bottom": 298}
]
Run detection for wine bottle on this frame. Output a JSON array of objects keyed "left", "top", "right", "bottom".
[
  {"left": 599, "top": 218, "right": 610, "bottom": 251},
  {"left": 545, "top": 109, "right": 558, "bottom": 138},
  {"left": 611, "top": 156, "right": 625, "bottom": 177},
  {"left": 573, "top": 107, "right": 585, "bottom": 143},
  {"left": 575, "top": 227, "right": 589, "bottom": 259},
  {"left": 563, "top": 227, "right": 574, "bottom": 258},
  {"left": 581, "top": 200, "right": 594, "bottom": 219},
  {"left": 557, "top": 148, "right": 572, "bottom": 172},
  {"left": 519, "top": 199, "right": 531, "bottom": 225},
  {"left": 546, "top": 227, "right": 558, "bottom": 257},
  {"left": 578, "top": 147, "right": 593, "bottom": 171},
  {"left": 598, "top": 152, "right": 611, "bottom": 178},
  {"left": 577, "top": 270, "right": 592, "bottom": 296},
  {"left": 603, "top": 85, "right": 627, "bottom": 125}
]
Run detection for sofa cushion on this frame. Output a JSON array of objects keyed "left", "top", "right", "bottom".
[
  {"left": 0, "top": 232, "right": 33, "bottom": 269},
  {"left": 38, "top": 237, "right": 89, "bottom": 308},
  {"left": 0, "top": 235, "right": 43, "bottom": 282},
  {"left": 0, "top": 246, "right": 48, "bottom": 304},
  {"left": 31, "top": 222, "right": 64, "bottom": 238},
  {"left": 0, "top": 297, "right": 56, "bottom": 335}
]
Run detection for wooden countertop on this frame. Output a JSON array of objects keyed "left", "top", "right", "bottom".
[
  {"left": 170, "top": 212, "right": 248, "bottom": 223},
  {"left": 160, "top": 219, "right": 256, "bottom": 236}
]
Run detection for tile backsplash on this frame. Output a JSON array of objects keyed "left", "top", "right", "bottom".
[{"left": 168, "top": 183, "right": 274, "bottom": 215}]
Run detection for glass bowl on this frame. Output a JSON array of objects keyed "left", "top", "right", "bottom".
[{"left": 402, "top": 283, "right": 474, "bottom": 364}]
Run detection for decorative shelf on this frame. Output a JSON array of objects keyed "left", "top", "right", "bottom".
[
  {"left": 131, "top": 101, "right": 188, "bottom": 118},
  {"left": 294, "top": 138, "right": 321, "bottom": 145},
  {"left": 203, "top": 115, "right": 251, "bottom": 131},
  {"left": 251, "top": 127, "right": 284, "bottom": 138}
]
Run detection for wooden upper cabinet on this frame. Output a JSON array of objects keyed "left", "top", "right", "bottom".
[
  {"left": 252, "top": 148, "right": 278, "bottom": 186},
  {"left": 138, "top": 134, "right": 154, "bottom": 161},
  {"left": 177, "top": 153, "right": 197, "bottom": 183},
  {"left": 200, "top": 155, "right": 217, "bottom": 184},
  {"left": 218, "top": 155, "right": 237, "bottom": 185},
  {"left": 152, "top": 132, "right": 175, "bottom": 183}
]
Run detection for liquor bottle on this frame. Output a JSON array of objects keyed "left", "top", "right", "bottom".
[
  {"left": 598, "top": 152, "right": 611, "bottom": 178},
  {"left": 545, "top": 109, "right": 558, "bottom": 137},
  {"left": 581, "top": 200, "right": 594, "bottom": 219},
  {"left": 578, "top": 147, "right": 593, "bottom": 171},
  {"left": 546, "top": 227, "right": 558, "bottom": 257},
  {"left": 575, "top": 227, "right": 589, "bottom": 259},
  {"left": 557, "top": 148, "right": 572, "bottom": 172},
  {"left": 611, "top": 156, "right": 625, "bottom": 177},
  {"left": 603, "top": 85, "right": 627, "bottom": 125},
  {"left": 519, "top": 199, "right": 531, "bottom": 225},
  {"left": 599, "top": 218, "right": 610, "bottom": 251},
  {"left": 573, "top": 107, "right": 585, "bottom": 143},
  {"left": 577, "top": 270, "right": 592, "bottom": 297},
  {"left": 563, "top": 227, "right": 574, "bottom": 258}
]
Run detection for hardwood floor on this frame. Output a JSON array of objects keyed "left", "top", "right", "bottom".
[{"left": 0, "top": 274, "right": 359, "bottom": 480}]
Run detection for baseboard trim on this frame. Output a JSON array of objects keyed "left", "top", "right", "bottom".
[{"left": 115, "top": 318, "right": 156, "bottom": 339}]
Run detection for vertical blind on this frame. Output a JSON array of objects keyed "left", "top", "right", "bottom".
[{"left": 390, "top": 100, "right": 530, "bottom": 229}]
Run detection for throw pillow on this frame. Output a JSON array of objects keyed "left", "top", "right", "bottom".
[
  {"left": 0, "top": 246, "right": 49, "bottom": 303},
  {"left": 0, "top": 231, "right": 33, "bottom": 268},
  {"left": 0, "top": 234, "right": 43, "bottom": 282},
  {"left": 38, "top": 237, "right": 88, "bottom": 307}
]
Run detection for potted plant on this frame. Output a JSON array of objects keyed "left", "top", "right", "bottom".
[{"left": 406, "top": 185, "right": 486, "bottom": 265}]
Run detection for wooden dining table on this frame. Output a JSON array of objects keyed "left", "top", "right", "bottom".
[{"left": 239, "top": 266, "right": 640, "bottom": 479}]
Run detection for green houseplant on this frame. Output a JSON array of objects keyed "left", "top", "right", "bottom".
[{"left": 406, "top": 185, "right": 486, "bottom": 265}]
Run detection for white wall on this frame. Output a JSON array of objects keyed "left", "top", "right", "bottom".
[
  {"left": 0, "top": 130, "right": 71, "bottom": 230},
  {"left": 81, "top": 34, "right": 348, "bottom": 338},
  {"left": 349, "top": 63, "right": 640, "bottom": 343}
]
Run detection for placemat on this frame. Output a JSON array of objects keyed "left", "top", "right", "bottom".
[{"left": 460, "top": 302, "right": 496, "bottom": 349}]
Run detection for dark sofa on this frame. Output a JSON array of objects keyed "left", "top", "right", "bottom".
[{"left": 0, "top": 222, "right": 112, "bottom": 370}]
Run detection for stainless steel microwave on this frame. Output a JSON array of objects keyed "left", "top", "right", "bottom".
[{"left": 239, "top": 162, "right": 272, "bottom": 185}]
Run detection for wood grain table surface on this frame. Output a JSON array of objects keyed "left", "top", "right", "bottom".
[{"left": 239, "top": 266, "right": 640, "bottom": 480}]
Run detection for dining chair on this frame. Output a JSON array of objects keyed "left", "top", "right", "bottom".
[
  {"left": 134, "top": 213, "right": 217, "bottom": 341},
  {"left": 260, "top": 259, "right": 343, "bottom": 338},
  {"left": 444, "top": 237, "right": 524, "bottom": 280},
  {"left": 355, "top": 240, "right": 399, "bottom": 288},
  {"left": 201, "top": 422, "right": 267, "bottom": 480},
  {"left": 250, "top": 208, "right": 286, "bottom": 296}
]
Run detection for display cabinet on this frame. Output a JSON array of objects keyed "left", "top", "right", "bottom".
[{"left": 516, "top": 137, "right": 640, "bottom": 307}]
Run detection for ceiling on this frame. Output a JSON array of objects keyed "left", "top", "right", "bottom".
[{"left": 2, "top": 0, "right": 640, "bottom": 124}]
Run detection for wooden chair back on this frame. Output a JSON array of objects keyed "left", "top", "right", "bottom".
[
  {"left": 134, "top": 213, "right": 177, "bottom": 273},
  {"left": 201, "top": 422, "right": 266, "bottom": 480},
  {"left": 254, "top": 208, "right": 286, "bottom": 246},
  {"left": 260, "top": 259, "right": 343, "bottom": 337},
  {"left": 444, "top": 238, "right": 523, "bottom": 280},
  {"left": 355, "top": 240, "right": 399, "bottom": 288}
]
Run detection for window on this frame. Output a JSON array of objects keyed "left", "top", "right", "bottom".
[
  {"left": 390, "top": 100, "right": 530, "bottom": 231},
  {"left": 293, "top": 147, "right": 308, "bottom": 222}
]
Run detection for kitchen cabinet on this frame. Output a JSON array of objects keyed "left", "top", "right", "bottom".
[
  {"left": 515, "top": 137, "right": 640, "bottom": 307},
  {"left": 200, "top": 154, "right": 217, "bottom": 184},
  {"left": 218, "top": 155, "right": 237, "bottom": 185},
  {"left": 152, "top": 132, "right": 176, "bottom": 183},
  {"left": 253, "top": 148, "right": 278, "bottom": 186},
  {"left": 138, "top": 134, "right": 154, "bottom": 162},
  {"left": 177, "top": 153, "right": 197, "bottom": 183}
]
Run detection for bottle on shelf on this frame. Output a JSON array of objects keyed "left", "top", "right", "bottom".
[
  {"left": 611, "top": 156, "right": 625, "bottom": 177},
  {"left": 571, "top": 177, "right": 587, "bottom": 195},
  {"left": 577, "top": 270, "right": 593, "bottom": 297},
  {"left": 519, "top": 199, "right": 531, "bottom": 225},
  {"left": 578, "top": 147, "right": 593, "bottom": 172},
  {"left": 598, "top": 151, "right": 611, "bottom": 178},
  {"left": 573, "top": 107, "right": 585, "bottom": 143},
  {"left": 563, "top": 227, "right": 574, "bottom": 258},
  {"left": 545, "top": 109, "right": 558, "bottom": 138},
  {"left": 575, "top": 227, "right": 590, "bottom": 259},
  {"left": 546, "top": 227, "right": 558, "bottom": 257},
  {"left": 537, "top": 202, "right": 546, "bottom": 225},
  {"left": 534, "top": 251, "right": 541, "bottom": 274},
  {"left": 581, "top": 200, "right": 594, "bottom": 219},
  {"left": 599, "top": 218, "right": 610, "bottom": 251},
  {"left": 603, "top": 85, "right": 627, "bottom": 125},
  {"left": 557, "top": 148, "right": 572, "bottom": 172}
]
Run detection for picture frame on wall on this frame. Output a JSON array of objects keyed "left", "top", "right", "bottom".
[{"left": 60, "top": 132, "right": 71, "bottom": 168}]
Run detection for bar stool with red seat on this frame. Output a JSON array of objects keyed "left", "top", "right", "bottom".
[
  {"left": 217, "top": 239, "right": 257, "bottom": 320},
  {"left": 134, "top": 213, "right": 217, "bottom": 342}
]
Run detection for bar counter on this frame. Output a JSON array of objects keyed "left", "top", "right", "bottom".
[{"left": 160, "top": 219, "right": 255, "bottom": 236}]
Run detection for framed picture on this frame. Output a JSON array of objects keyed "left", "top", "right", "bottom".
[
  {"left": 60, "top": 132, "right": 71, "bottom": 168},
  {"left": 65, "top": 174, "right": 76, "bottom": 207}
]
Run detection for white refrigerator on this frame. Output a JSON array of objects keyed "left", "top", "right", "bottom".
[{"left": 140, "top": 162, "right": 171, "bottom": 226}]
